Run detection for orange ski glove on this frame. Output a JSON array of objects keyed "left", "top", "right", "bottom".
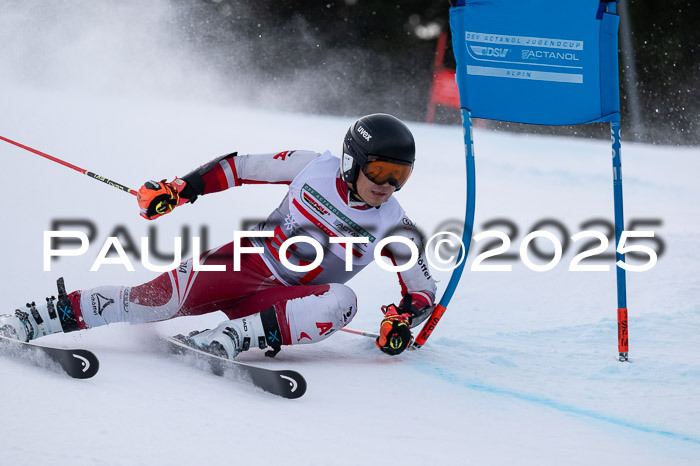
[
  {"left": 137, "top": 178, "right": 189, "bottom": 220},
  {"left": 375, "top": 303, "right": 413, "bottom": 355}
]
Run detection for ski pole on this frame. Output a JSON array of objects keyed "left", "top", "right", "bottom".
[
  {"left": 0, "top": 135, "right": 138, "bottom": 196},
  {"left": 341, "top": 327, "right": 379, "bottom": 339}
]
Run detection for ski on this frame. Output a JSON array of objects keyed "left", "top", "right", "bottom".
[
  {"left": 162, "top": 335, "right": 306, "bottom": 399},
  {"left": 0, "top": 334, "right": 99, "bottom": 379}
]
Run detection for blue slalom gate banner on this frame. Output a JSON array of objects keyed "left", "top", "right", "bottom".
[
  {"left": 450, "top": 0, "right": 620, "bottom": 125},
  {"left": 424, "top": 0, "right": 629, "bottom": 360}
]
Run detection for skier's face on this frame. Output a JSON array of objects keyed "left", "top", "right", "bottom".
[{"left": 354, "top": 169, "right": 396, "bottom": 206}]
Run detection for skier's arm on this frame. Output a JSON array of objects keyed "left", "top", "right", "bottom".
[
  {"left": 382, "top": 216, "right": 437, "bottom": 327},
  {"left": 138, "top": 150, "right": 319, "bottom": 220},
  {"left": 181, "top": 150, "right": 320, "bottom": 200}
]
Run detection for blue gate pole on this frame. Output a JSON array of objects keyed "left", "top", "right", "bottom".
[
  {"left": 440, "top": 108, "right": 476, "bottom": 307},
  {"left": 413, "top": 107, "right": 476, "bottom": 348},
  {"left": 611, "top": 120, "right": 629, "bottom": 362}
]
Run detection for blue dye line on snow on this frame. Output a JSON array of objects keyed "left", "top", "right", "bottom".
[{"left": 415, "top": 362, "right": 700, "bottom": 446}]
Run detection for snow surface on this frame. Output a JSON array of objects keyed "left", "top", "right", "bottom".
[{"left": 1, "top": 2, "right": 700, "bottom": 465}]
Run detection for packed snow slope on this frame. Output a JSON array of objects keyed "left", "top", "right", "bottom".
[
  {"left": 1, "top": 1, "right": 700, "bottom": 464},
  {"left": 1, "top": 90, "right": 699, "bottom": 466}
]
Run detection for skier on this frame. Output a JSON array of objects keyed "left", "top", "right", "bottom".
[{"left": 0, "top": 114, "right": 436, "bottom": 358}]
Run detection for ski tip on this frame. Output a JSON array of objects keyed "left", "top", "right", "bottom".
[
  {"left": 0, "top": 336, "right": 100, "bottom": 379},
  {"left": 161, "top": 334, "right": 307, "bottom": 399},
  {"left": 67, "top": 349, "right": 100, "bottom": 379},
  {"left": 276, "top": 370, "right": 307, "bottom": 399}
]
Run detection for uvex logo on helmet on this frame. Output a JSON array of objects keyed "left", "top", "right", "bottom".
[{"left": 357, "top": 125, "right": 372, "bottom": 141}]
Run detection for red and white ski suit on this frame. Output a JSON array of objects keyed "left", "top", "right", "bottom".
[{"left": 69, "top": 150, "right": 437, "bottom": 346}]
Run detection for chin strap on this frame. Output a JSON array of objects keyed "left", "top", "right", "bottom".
[
  {"left": 343, "top": 179, "right": 367, "bottom": 207},
  {"left": 347, "top": 190, "right": 365, "bottom": 206}
]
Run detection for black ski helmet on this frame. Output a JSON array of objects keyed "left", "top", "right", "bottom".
[{"left": 341, "top": 113, "right": 415, "bottom": 191}]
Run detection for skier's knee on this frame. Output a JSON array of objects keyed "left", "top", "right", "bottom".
[{"left": 327, "top": 283, "right": 357, "bottom": 327}]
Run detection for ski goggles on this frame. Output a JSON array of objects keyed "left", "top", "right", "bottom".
[{"left": 362, "top": 156, "right": 413, "bottom": 188}]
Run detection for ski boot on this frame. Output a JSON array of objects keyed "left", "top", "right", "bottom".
[
  {"left": 409, "top": 304, "right": 435, "bottom": 329},
  {"left": 0, "top": 299, "right": 64, "bottom": 342},
  {"left": 0, "top": 278, "right": 79, "bottom": 342},
  {"left": 177, "top": 307, "right": 283, "bottom": 359}
]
